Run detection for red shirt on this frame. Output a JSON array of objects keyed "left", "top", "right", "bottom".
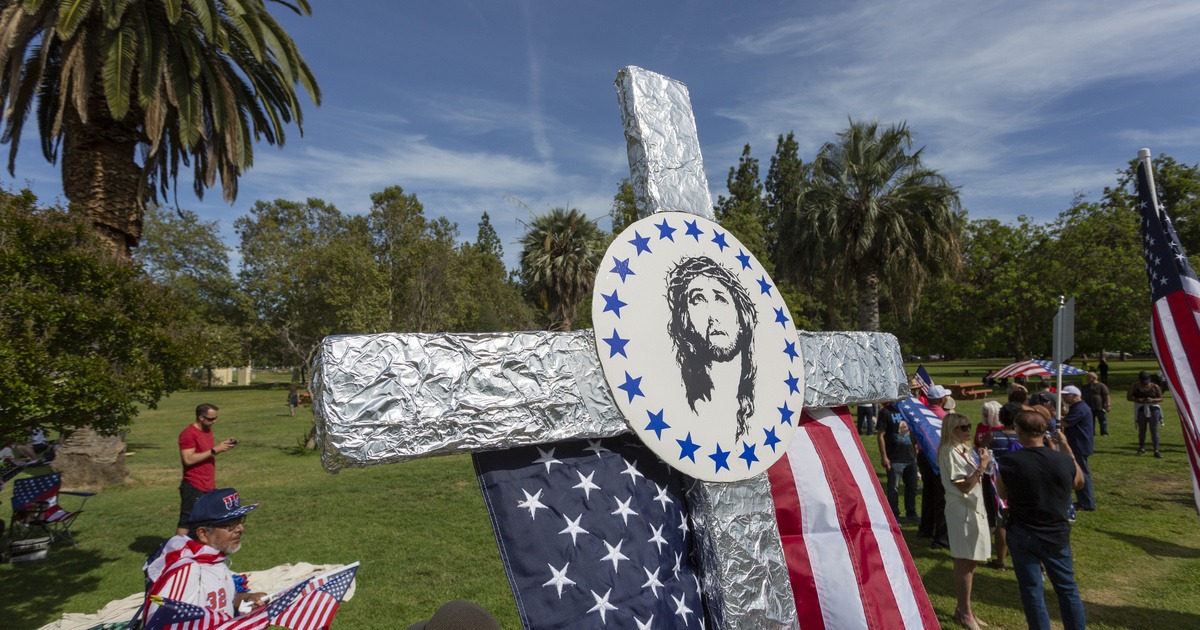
[
  {"left": 179, "top": 424, "right": 215, "bottom": 491},
  {"left": 974, "top": 424, "right": 1000, "bottom": 448}
]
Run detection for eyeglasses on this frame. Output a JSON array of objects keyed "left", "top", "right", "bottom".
[
  {"left": 211, "top": 516, "right": 245, "bottom": 530},
  {"left": 956, "top": 424, "right": 972, "bottom": 432}
]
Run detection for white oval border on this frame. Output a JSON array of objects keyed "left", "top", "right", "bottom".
[{"left": 592, "top": 213, "right": 804, "bottom": 482}]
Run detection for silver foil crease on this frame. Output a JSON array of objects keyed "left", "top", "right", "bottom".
[
  {"left": 312, "top": 330, "right": 626, "bottom": 473},
  {"left": 800, "top": 330, "right": 911, "bottom": 407},
  {"left": 615, "top": 66, "right": 715, "bottom": 220},
  {"left": 689, "top": 475, "right": 798, "bottom": 630},
  {"left": 313, "top": 330, "right": 906, "bottom": 472}
]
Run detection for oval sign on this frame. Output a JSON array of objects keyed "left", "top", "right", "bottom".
[{"left": 592, "top": 213, "right": 804, "bottom": 481}]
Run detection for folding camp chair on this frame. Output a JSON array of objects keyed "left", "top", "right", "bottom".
[{"left": 9, "top": 472, "right": 95, "bottom": 546}]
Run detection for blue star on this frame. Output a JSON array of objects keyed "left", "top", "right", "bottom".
[
  {"left": 677, "top": 433, "right": 700, "bottom": 463},
  {"left": 763, "top": 427, "right": 781, "bottom": 452},
  {"left": 684, "top": 219, "right": 704, "bottom": 241},
  {"left": 778, "top": 402, "right": 794, "bottom": 426},
  {"left": 735, "top": 249, "right": 751, "bottom": 270},
  {"left": 784, "top": 372, "right": 800, "bottom": 394},
  {"left": 610, "top": 257, "right": 635, "bottom": 283},
  {"left": 602, "top": 290, "right": 628, "bottom": 318},
  {"left": 628, "top": 231, "right": 652, "bottom": 256},
  {"left": 738, "top": 442, "right": 759, "bottom": 468},
  {"left": 655, "top": 219, "right": 676, "bottom": 241},
  {"left": 757, "top": 276, "right": 773, "bottom": 296},
  {"left": 774, "top": 307, "right": 790, "bottom": 328},
  {"left": 645, "top": 409, "right": 670, "bottom": 440},
  {"left": 711, "top": 231, "right": 729, "bottom": 252},
  {"left": 618, "top": 371, "right": 645, "bottom": 403},
  {"left": 783, "top": 340, "right": 799, "bottom": 363},
  {"left": 602, "top": 329, "right": 629, "bottom": 358},
  {"left": 708, "top": 443, "right": 731, "bottom": 473}
]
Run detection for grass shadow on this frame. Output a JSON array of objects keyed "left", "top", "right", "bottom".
[
  {"left": 1084, "top": 603, "right": 1200, "bottom": 629},
  {"left": 128, "top": 535, "right": 167, "bottom": 556},
  {"left": 123, "top": 442, "right": 162, "bottom": 452},
  {"left": 1098, "top": 529, "right": 1200, "bottom": 558},
  {"left": 0, "top": 547, "right": 115, "bottom": 629}
]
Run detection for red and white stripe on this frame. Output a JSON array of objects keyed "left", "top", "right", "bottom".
[
  {"left": 273, "top": 591, "right": 341, "bottom": 630},
  {"left": 767, "top": 406, "right": 939, "bottom": 630},
  {"left": 1150, "top": 273, "right": 1200, "bottom": 513},
  {"left": 988, "top": 361, "right": 1048, "bottom": 379}
]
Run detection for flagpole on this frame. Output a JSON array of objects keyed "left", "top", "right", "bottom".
[
  {"left": 1138, "top": 148, "right": 1162, "bottom": 217},
  {"left": 1055, "top": 295, "right": 1064, "bottom": 420}
]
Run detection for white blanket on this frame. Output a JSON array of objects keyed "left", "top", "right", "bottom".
[{"left": 37, "top": 562, "right": 357, "bottom": 630}]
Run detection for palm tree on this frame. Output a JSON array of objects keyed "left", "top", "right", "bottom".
[
  {"left": 781, "top": 119, "right": 964, "bottom": 332},
  {"left": 0, "top": 0, "right": 320, "bottom": 257},
  {"left": 519, "top": 207, "right": 604, "bottom": 331}
]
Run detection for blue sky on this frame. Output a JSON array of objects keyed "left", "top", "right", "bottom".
[{"left": 6, "top": 0, "right": 1200, "bottom": 271}]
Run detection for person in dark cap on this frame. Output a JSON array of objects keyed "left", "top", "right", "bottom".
[
  {"left": 1128, "top": 370, "right": 1164, "bottom": 457},
  {"left": 407, "top": 600, "right": 501, "bottom": 630},
  {"left": 144, "top": 488, "right": 266, "bottom": 624}
]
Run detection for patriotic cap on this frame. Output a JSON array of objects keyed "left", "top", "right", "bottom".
[
  {"left": 405, "top": 600, "right": 499, "bottom": 630},
  {"left": 188, "top": 488, "right": 258, "bottom": 524}
]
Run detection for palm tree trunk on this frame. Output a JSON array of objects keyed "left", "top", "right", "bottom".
[
  {"left": 61, "top": 93, "right": 144, "bottom": 260},
  {"left": 856, "top": 263, "right": 882, "bottom": 332}
]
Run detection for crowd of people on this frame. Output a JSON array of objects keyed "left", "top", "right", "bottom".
[{"left": 872, "top": 366, "right": 1169, "bottom": 630}]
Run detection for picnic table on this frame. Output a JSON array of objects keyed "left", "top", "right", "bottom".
[
  {"left": 947, "top": 382, "right": 992, "bottom": 400},
  {"left": 298, "top": 392, "right": 312, "bottom": 406}
]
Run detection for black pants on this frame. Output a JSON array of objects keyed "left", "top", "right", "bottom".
[
  {"left": 178, "top": 481, "right": 206, "bottom": 529},
  {"left": 917, "top": 456, "right": 948, "bottom": 547}
]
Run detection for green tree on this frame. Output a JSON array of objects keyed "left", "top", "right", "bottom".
[
  {"left": 764, "top": 132, "right": 805, "bottom": 261},
  {"left": 0, "top": 0, "right": 320, "bottom": 256},
  {"left": 0, "top": 189, "right": 197, "bottom": 437},
  {"left": 137, "top": 204, "right": 246, "bottom": 384},
  {"left": 1043, "top": 199, "right": 1149, "bottom": 356},
  {"left": 519, "top": 207, "right": 604, "bottom": 331},
  {"left": 235, "top": 198, "right": 377, "bottom": 375},
  {"left": 782, "top": 119, "right": 965, "bottom": 332},
  {"left": 714, "top": 144, "right": 770, "bottom": 266},
  {"left": 1107, "top": 154, "right": 1200, "bottom": 256},
  {"left": 610, "top": 178, "right": 639, "bottom": 234}
]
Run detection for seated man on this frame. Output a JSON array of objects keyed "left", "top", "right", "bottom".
[{"left": 144, "top": 488, "right": 266, "bottom": 625}]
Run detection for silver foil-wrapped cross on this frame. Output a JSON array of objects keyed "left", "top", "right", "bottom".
[{"left": 312, "top": 67, "right": 909, "bottom": 630}]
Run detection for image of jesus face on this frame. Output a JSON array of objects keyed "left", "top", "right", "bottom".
[
  {"left": 666, "top": 256, "right": 758, "bottom": 441},
  {"left": 684, "top": 275, "right": 740, "bottom": 360}
]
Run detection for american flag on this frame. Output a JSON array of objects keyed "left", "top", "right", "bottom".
[
  {"left": 1137, "top": 158, "right": 1200, "bottom": 514},
  {"left": 273, "top": 564, "right": 359, "bottom": 630},
  {"left": 913, "top": 366, "right": 934, "bottom": 396},
  {"left": 988, "top": 360, "right": 1086, "bottom": 379},
  {"left": 218, "top": 576, "right": 314, "bottom": 630},
  {"left": 766, "top": 407, "right": 939, "bottom": 629},
  {"left": 474, "top": 437, "right": 713, "bottom": 630},
  {"left": 892, "top": 397, "right": 944, "bottom": 473},
  {"left": 10, "top": 473, "right": 72, "bottom": 522},
  {"left": 143, "top": 596, "right": 229, "bottom": 630}
]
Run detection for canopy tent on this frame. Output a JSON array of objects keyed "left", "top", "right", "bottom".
[{"left": 988, "top": 359, "right": 1087, "bottom": 379}]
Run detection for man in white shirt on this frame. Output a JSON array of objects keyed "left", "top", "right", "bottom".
[{"left": 144, "top": 488, "right": 266, "bottom": 625}]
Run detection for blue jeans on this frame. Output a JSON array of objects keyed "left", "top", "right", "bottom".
[
  {"left": 1093, "top": 408, "right": 1108, "bottom": 435},
  {"left": 1007, "top": 525, "right": 1086, "bottom": 630},
  {"left": 1074, "top": 455, "right": 1094, "bottom": 510},
  {"left": 886, "top": 460, "right": 919, "bottom": 519}
]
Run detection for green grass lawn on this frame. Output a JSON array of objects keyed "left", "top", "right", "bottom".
[{"left": 3, "top": 359, "right": 1199, "bottom": 630}]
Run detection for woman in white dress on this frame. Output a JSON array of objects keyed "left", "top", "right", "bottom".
[{"left": 938, "top": 412, "right": 993, "bottom": 630}]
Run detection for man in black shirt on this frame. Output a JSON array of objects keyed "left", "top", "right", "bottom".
[
  {"left": 997, "top": 410, "right": 1086, "bottom": 630},
  {"left": 877, "top": 403, "right": 919, "bottom": 522}
]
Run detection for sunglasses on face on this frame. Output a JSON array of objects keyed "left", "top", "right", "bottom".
[
  {"left": 212, "top": 516, "right": 245, "bottom": 530},
  {"left": 956, "top": 423, "right": 972, "bottom": 432}
]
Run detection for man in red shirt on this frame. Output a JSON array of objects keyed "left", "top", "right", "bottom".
[{"left": 177, "top": 404, "right": 238, "bottom": 536}]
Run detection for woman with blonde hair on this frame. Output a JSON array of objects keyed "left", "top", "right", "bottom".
[{"left": 939, "top": 412, "right": 993, "bottom": 630}]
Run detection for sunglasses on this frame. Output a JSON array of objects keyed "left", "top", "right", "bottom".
[
  {"left": 211, "top": 515, "right": 245, "bottom": 530},
  {"left": 955, "top": 423, "right": 972, "bottom": 432}
]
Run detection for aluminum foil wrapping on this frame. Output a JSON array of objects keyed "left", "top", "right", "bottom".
[
  {"left": 688, "top": 475, "right": 798, "bottom": 630},
  {"left": 800, "top": 330, "right": 911, "bottom": 407},
  {"left": 312, "top": 329, "right": 906, "bottom": 472},
  {"left": 615, "top": 66, "right": 715, "bottom": 220},
  {"left": 311, "top": 330, "right": 626, "bottom": 473}
]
